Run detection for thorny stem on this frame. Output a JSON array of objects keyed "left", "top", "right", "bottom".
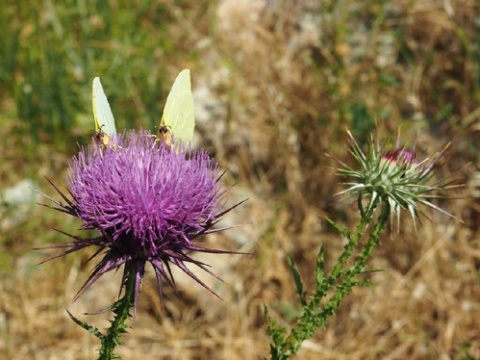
[
  {"left": 276, "top": 202, "right": 390, "bottom": 359},
  {"left": 98, "top": 263, "right": 136, "bottom": 360}
]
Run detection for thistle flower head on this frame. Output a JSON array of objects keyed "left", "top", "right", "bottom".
[
  {"left": 337, "top": 130, "right": 453, "bottom": 228},
  {"left": 41, "top": 130, "right": 242, "bottom": 305}
]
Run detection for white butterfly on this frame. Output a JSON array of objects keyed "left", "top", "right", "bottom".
[{"left": 92, "top": 77, "right": 117, "bottom": 146}]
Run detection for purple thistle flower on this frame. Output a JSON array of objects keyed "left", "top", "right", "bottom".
[
  {"left": 40, "top": 130, "right": 244, "bottom": 306},
  {"left": 381, "top": 148, "right": 416, "bottom": 164}
]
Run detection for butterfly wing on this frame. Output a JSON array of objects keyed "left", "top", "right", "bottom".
[
  {"left": 92, "top": 77, "right": 117, "bottom": 144},
  {"left": 160, "top": 69, "right": 194, "bottom": 143}
]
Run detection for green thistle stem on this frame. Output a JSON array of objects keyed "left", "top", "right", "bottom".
[
  {"left": 267, "top": 202, "right": 390, "bottom": 359},
  {"left": 331, "top": 197, "right": 378, "bottom": 278},
  {"left": 67, "top": 262, "right": 136, "bottom": 360},
  {"left": 98, "top": 263, "right": 136, "bottom": 360}
]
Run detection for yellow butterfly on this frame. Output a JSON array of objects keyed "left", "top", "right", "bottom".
[
  {"left": 158, "top": 69, "right": 195, "bottom": 145},
  {"left": 92, "top": 77, "right": 117, "bottom": 146}
]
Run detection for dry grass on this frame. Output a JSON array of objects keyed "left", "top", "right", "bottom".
[{"left": 1, "top": 0, "right": 480, "bottom": 359}]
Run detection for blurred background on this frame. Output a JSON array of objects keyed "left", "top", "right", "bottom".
[{"left": 1, "top": 0, "right": 479, "bottom": 359}]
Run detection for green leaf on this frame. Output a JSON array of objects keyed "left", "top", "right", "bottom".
[
  {"left": 326, "top": 217, "right": 351, "bottom": 239},
  {"left": 66, "top": 309, "right": 104, "bottom": 340},
  {"left": 287, "top": 255, "right": 307, "bottom": 306},
  {"left": 315, "top": 245, "right": 326, "bottom": 288}
]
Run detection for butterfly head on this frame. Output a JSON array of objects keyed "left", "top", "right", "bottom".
[{"left": 157, "top": 125, "right": 173, "bottom": 146}]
